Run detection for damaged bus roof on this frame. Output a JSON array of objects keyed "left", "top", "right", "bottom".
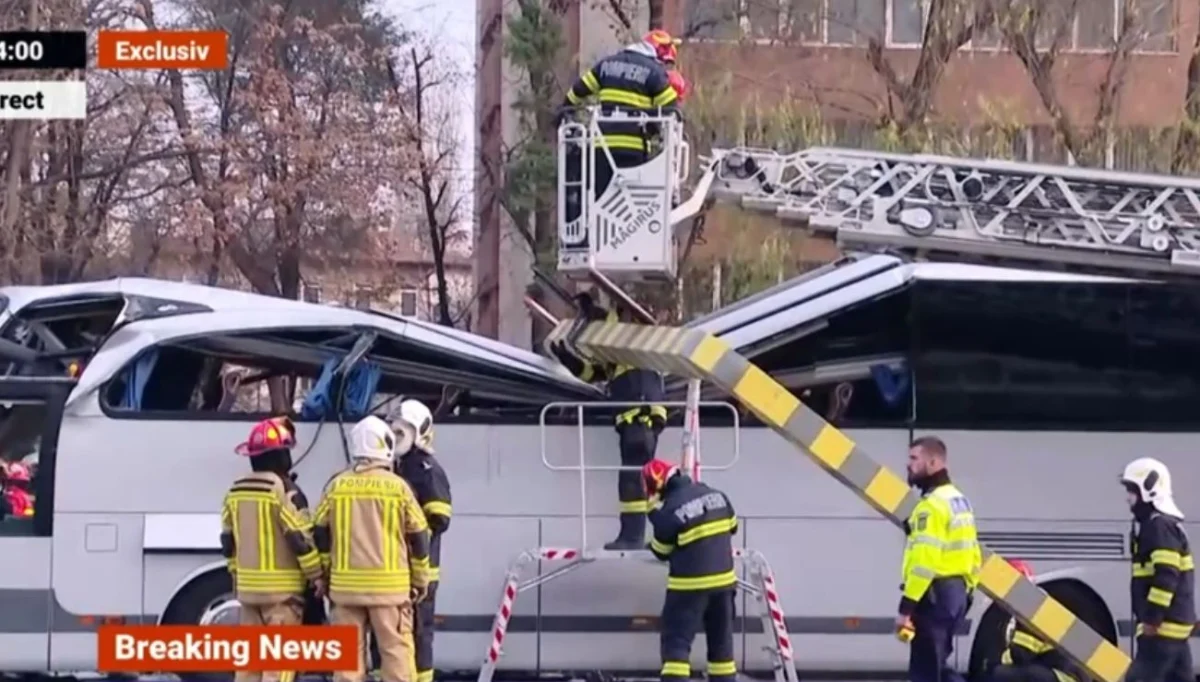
[
  {"left": 685, "top": 253, "right": 1141, "bottom": 363},
  {"left": 0, "top": 278, "right": 600, "bottom": 402}
]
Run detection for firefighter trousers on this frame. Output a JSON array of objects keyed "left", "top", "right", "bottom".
[
  {"left": 1127, "top": 636, "right": 1193, "bottom": 682},
  {"left": 414, "top": 582, "right": 438, "bottom": 682},
  {"left": 610, "top": 422, "right": 659, "bottom": 546},
  {"left": 332, "top": 601, "right": 417, "bottom": 682},
  {"left": 562, "top": 147, "right": 646, "bottom": 229},
  {"left": 236, "top": 596, "right": 303, "bottom": 682},
  {"left": 659, "top": 588, "right": 736, "bottom": 682}
]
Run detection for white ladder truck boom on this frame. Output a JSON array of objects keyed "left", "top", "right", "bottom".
[{"left": 687, "top": 145, "right": 1200, "bottom": 278}]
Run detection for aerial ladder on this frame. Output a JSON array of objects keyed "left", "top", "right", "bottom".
[{"left": 488, "top": 107, "right": 1200, "bottom": 682}]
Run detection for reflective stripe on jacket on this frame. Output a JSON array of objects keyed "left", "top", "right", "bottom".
[
  {"left": 649, "top": 475, "right": 738, "bottom": 591},
  {"left": 1132, "top": 512, "right": 1196, "bottom": 639},
  {"left": 564, "top": 45, "right": 678, "bottom": 152},
  {"left": 220, "top": 472, "right": 322, "bottom": 605},
  {"left": 901, "top": 483, "right": 981, "bottom": 604},
  {"left": 313, "top": 462, "right": 432, "bottom": 606}
]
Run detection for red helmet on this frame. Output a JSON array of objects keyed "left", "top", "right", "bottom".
[
  {"left": 642, "top": 459, "right": 679, "bottom": 497},
  {"left": 667, "top": 70, "right": 689, "bottom": 102},
  {"left": 235, "top": 417, "right": 297, "bottom": 457},
  {"left": 643, "top": 29, "right": 679, "bottom": 64},
  {"left": 1008, "top": 558, "right": 1034, "bottom": 579}
]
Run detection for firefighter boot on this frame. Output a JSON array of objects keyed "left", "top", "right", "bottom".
[{"left": 604, "top": 511, "right": 647, "bottom": 550}]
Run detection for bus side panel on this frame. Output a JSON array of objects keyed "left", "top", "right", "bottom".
[
  {"left": 50, "top": 512, "right": 144, "bottom": 669},
  {"left": 0, "top": 537, "right": 51, "bottom": 671},
  {"left": 435, "top": 516, "right": 540, "bottom": 671}
]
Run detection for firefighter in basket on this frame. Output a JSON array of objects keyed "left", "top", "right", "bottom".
[
  {"left": 314, "top": 415, "right": 432, "bottom": 682},
  {"left": 558, "top": 29, "right": 682, "bottom": 231},
  {"left": 220, "top": 416, "right": 325, "bottom": 682}
]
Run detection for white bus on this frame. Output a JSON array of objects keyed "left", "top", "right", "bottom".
[{"left": 0, "top": 255, "right": 1188, "bottom": 679}]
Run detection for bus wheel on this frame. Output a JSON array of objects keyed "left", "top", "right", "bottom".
[
  {"left": 161, "top": 570, "right": 236, "bottom": 682},
  {"left": 968, "top": 579, "right": 1114, "bottom": 682}
]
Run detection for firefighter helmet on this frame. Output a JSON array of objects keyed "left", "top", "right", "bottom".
[
  {"left": 641, "top": 458, "right": 679, "bottom": 497},
  {"left": 350, "top": 415, "right": 406, "bottom": 462},
  {"left": 1121, "top": 457, "right": 1184, "bottom": 518},
  {"left": 235, "top": 417, "right": 297, "bottom": 457},
  {"left": 395, "top": 399, "right": 435, "bottom": 452},
  {"left": 643, "top": 29, "right": 679, "bottom": 64}
]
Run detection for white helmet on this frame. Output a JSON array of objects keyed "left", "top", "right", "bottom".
[
  {"left": 349, "top": 415, "right": 409, "bottom": 463},
  {"left": 1121, "top": 457, "right": 1183, "bottom": 518},
  {"left": 394, "top": 399, "right": 435, "bottom": 452}
]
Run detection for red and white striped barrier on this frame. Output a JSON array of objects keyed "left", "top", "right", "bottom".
[
  {"left": 537, "top": 547, "right": 580, "bottom": 560},
  {"left": 485, "top": 574, "right": 519, "bottom": 664},
  {"left": 759, "top": 570, "right": 795, "bottom": 661}
]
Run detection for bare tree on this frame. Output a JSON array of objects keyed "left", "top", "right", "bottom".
[
  {"left": 387, "top": 42, "right": 471, "bottom": 326},
  {"left": 866, "top": 0, "right": 994, "bottom": 146},
  {"left": 992, "top": 0, "right": 1167, "bottom": 166},
  {"left": 0, "top": 0, "right": 180, "bottom": 283},
  {"left": 146, "top": 0, "right": 414, "bottom": 298}
]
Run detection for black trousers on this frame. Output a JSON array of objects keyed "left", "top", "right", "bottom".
[
  {"left": 616, "top": 422, "right": 659, "bottom": 516},
  {"left": 1127, "top": 636, "right": 1193, "bottom": 682},
  {"left": 910, "top": 578, "right": 969, "bottom": 682},
  {"left": 660, "top": 588, "right": 737, "bottom": 682},
  {"left": 414, "top": 582, "right": 438, "bottom": 682},
  {"left": 992, "top": 664, "right": 1064, "bottom": 682},
  {"left": 563, "top": 146, "right": 646, "bottom": 228}
]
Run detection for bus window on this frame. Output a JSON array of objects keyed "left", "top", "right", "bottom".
[
  {"left": 751, "top": 288, "right": 914, "bottom": 428},
  {"left": 909, "top": 279, "right": 1200, "bottom": 431},
  {"left": 0, "top": 402, "right": 46, "bottom": 535}
]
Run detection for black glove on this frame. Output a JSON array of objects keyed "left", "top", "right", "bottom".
[{"left": 555, "top": 105, "right": 574, "bottom": 127}]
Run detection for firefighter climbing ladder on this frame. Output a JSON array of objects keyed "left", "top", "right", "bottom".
[{"left": 507, "top": 107, "right": 1198, "bottom": 682}]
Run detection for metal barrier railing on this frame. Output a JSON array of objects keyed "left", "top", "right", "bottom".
[{"left": 538, "top": 400, "right": 740, "bottom": 549}]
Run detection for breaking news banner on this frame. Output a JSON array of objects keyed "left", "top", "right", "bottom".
[
  {"left": 96, "top": 30, "right": 229, "bottom": 70},
  {"left": 96, "top": 625, "right": 358, "bottom": 673},
  {"left": 0, "top": 81, "right": 87, "bottom": 120},
  {"left": 0, "top": 31, "right": 87, "bottom": 70}
]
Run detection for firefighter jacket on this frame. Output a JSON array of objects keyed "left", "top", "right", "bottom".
[
  {"left": 219, "top": 472, "right": 322, "bottom": 605},
  {"left": 563, "top": 42, "right": 679, "bottom": 153},
  {"left": 898, "top": 475, "right": 982, "bottom": 615},
  {"left": 313, "top": 461, "right": 432, "bottom": 606},
  {"left": 648, "top": 475, "right": 738, "bottom": 591},
  {"left": 1000, "top": 619, "right": 1075, "bottom": 682},
  {"left": 396, "top": 449, "right": 452, "bottom": 583},
  {"left": 1131, "top": 511, "right": 1195, "bottom": 639}
]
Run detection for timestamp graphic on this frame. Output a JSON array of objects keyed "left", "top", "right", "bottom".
[{"left": 0, "top": 31, "right": 87, "bottom": 70}]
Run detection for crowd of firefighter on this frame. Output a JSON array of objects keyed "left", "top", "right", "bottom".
[{"left": 221, "top": 28, "right": 1194, "bottom": 682}]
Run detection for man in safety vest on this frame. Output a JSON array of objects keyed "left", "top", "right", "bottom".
[
  {"left": 549, "top": 293, "right": 668, "bottom": 550},
  {"left": 1120, "top": 457, "right": 1194, "bottom": 682},
  {"left": 314, "top": 416, "right": 432, "bottom": 682},
  {"left": 220, "top": 417, "right": 325, "bottom": 682},
  {"left": 393, "top": 399, "right": 453, "bottom": 682},
  {"left": 897, "top": 436, "right": 981, "bottom": 682},
  {"left": 558, "top": 29, "right": 681, "bottom": 228},
  {"left": 990, "top": 560, "right": 1076, "bottom": 682},
  {"left": 644, "top": 459, "right": 738, "bottom": 682}
]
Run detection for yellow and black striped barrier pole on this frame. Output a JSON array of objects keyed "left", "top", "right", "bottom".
[{"left": 548, "top": 319, "right": 1131, "bottom": 682}]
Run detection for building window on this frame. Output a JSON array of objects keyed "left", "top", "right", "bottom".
[
  {"left": 354, "top": 285, "right": 374, "bottom": 310},
  {"left": 890, "top": 0, "right": 926, "bottom": 46},
  {"left": 399, "top": 289, "right": 419, "bottom": 317},
  {"left": 301, "top": 282, "right": 322, "bottom": 303},
  {"left": 697, "top": 0, "right": 1175, "bottom": 52}
]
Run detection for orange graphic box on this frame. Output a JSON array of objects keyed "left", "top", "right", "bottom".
[
  {"left": 97, "top": 625, "right": 358, "bottom": 672},
  {"left": 96, "top": 30, "right": 228, "bottom": 70}
]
